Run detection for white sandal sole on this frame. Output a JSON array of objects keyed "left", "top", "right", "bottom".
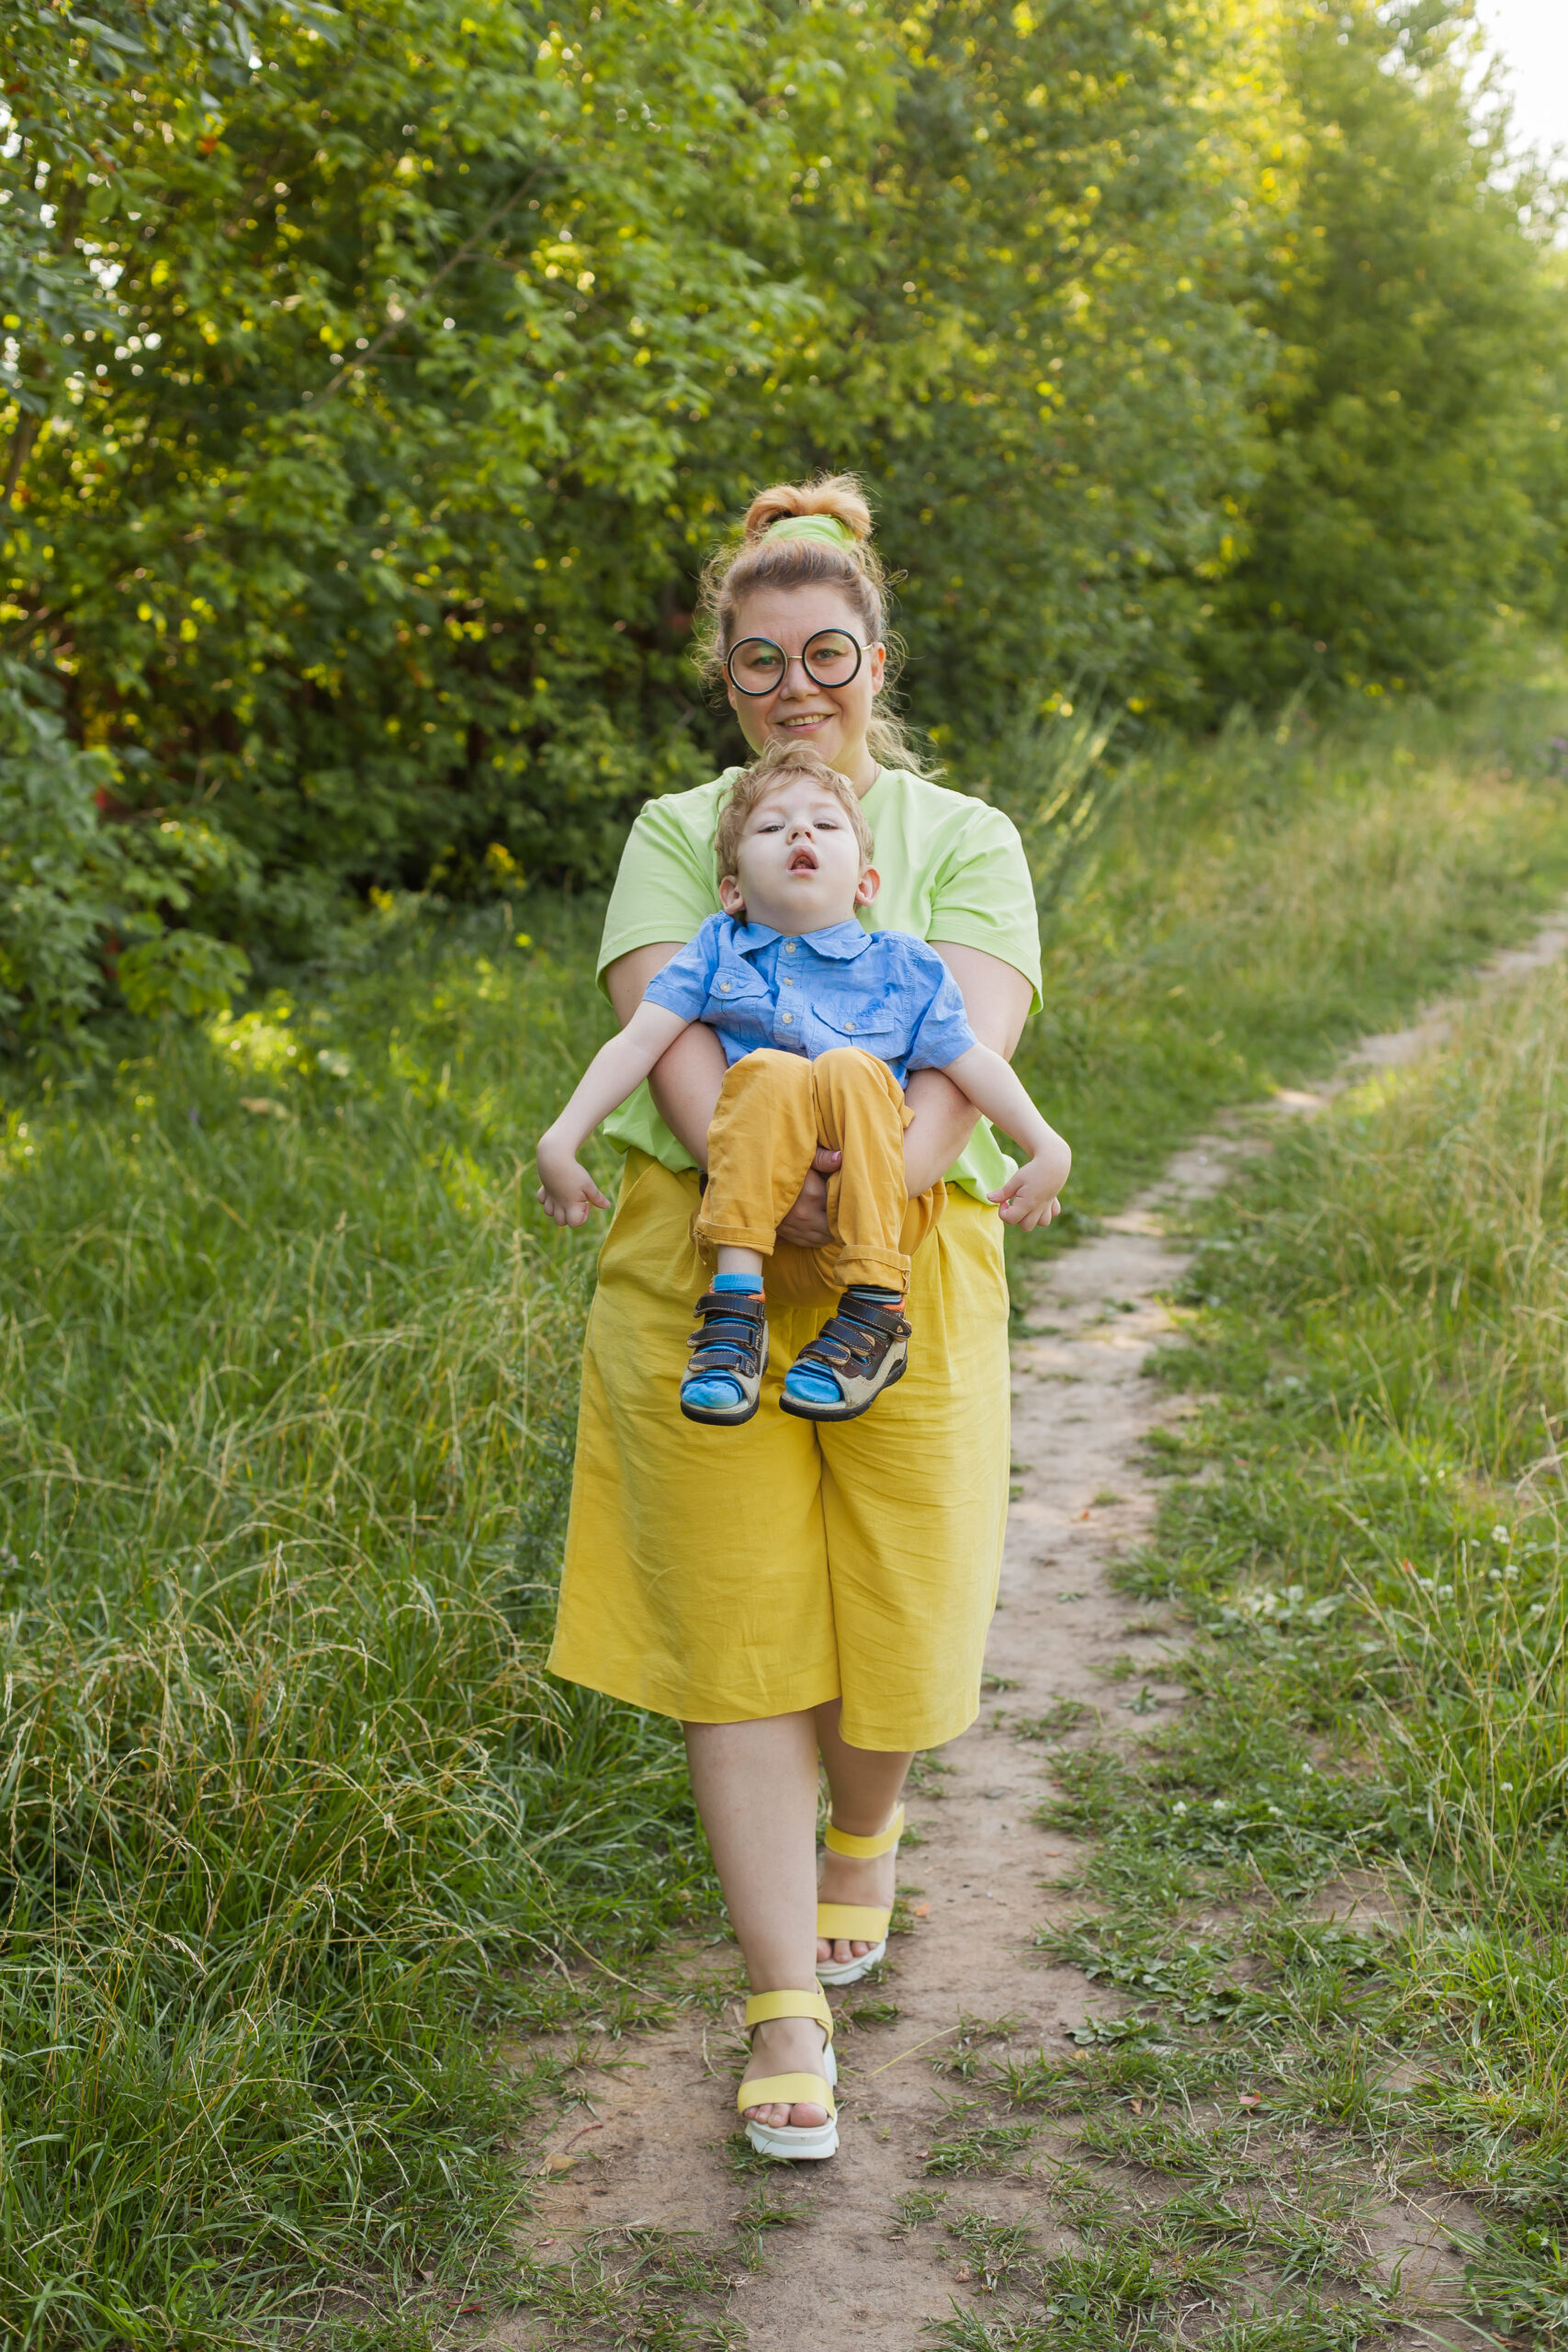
[
  {"left": 816, "top": 1938, "right": 887, "bottom": 1987},
  {"left": 744, "top": 2112, "right": 840, "bottom": 2161}
]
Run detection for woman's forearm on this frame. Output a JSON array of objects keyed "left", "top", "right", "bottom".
[
  {"left": 902, "top": 1068, "right": 980, "bottom": 1197},
  {"left": 648, "top": 1024, "right": 728, "bottom": 1171},
  {"left": 903, "top": 945, "right": 1035, "bottom": 1196}
]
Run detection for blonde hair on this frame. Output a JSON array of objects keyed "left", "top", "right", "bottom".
[
  {"left": 714, "top": 741, "right": 875, "bottom": 890},
  {"left": 696, "top": 471, "right": 931, "bottom": 776}
]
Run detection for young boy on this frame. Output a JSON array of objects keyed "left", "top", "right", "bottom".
[{"left": 536, "top": 744, "right": 1071, "bottom": 1427}]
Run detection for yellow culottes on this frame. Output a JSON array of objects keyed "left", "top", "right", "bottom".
[{"left": 547, "top": 1149, "right": 1011, "bottom": 1751}]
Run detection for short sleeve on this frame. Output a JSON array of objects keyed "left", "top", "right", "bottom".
[
  {"left": 928, "top": 804, "right": 1042, "bottom": 1009},
  {"left": 905, "top": 957, "right": 980, "bottom": 1073},
  {"left": 596, "top": 786, "right": 727, "bottom": 997},
  {"left": 642, "top": 919, "right": 721, "bottom": 1024}
]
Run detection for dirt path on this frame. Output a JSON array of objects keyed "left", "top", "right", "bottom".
[{"left": 496, "top": 917, "right": 1568, "bottom": 2352}]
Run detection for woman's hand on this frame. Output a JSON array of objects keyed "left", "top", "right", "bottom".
[{"left": 774, "top": 1146, "right": 841, "bottom": 1248}]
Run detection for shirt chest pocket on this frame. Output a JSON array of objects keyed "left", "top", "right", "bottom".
[
  {"left": 811, "top": 996, "right": 901, "bottom": 1047},
  {"left": 705, "top": 970, "right": 773, "bottom": 1031}
]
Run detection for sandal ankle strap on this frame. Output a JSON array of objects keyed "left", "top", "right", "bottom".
[
  {"left": 744, "top": 1984, "right": 833, "bottom": 2039},
  {"left": 823, "top": 1802, "right": 905, "bottom": 1860}
]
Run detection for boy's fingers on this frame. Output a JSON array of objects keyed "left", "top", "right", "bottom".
[{"left": 812, "top": 1147, "right": 842, "bottom": 1173}]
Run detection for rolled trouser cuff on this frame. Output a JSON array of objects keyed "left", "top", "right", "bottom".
[
  {"left": 830, "top": 1246, "right": 910, "bottom": 1290},
  {"left": 694, "top": 1214, "right": 779, "bottom": 1255}
]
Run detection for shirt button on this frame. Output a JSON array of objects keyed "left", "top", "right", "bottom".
[
  {"left": 783, "top": 977, "right": 794, "bottom": 987},
  {"left": 781, "top": 1012, "right": 793, "bottom": 1024},
  {"left": 845, "top": 1021, "right": 855, "bottom": 1032},
  {"left": 784, "top": 942, "right": 797, "bottom": 954},
  {"left": 719, "top": 981, "right": 730, "bottom": 991}
]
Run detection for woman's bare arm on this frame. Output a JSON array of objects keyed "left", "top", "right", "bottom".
[
  {"left": 604, "top": 944, "right": 728, "bottom": 1173},
  {"left": 902, "top": 943, "right": 1034, "bottom": 1196}
]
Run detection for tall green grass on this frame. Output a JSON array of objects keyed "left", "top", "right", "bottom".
[
  {"left": 3, "top": 671, "right": 1568, "bottom": 2341},
  {"left": 0, "top": 899, "right": 706, "bottom": 2346},
  {"left": 1006, "top": 667, "right": 1568, "bottom": 1224}
]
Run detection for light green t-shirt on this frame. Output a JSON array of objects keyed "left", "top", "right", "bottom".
[{"left": 596, "top": 766, "right": 1043, "bottom": 1202}]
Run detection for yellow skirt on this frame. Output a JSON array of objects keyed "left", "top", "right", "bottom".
[{"left": 547, "top": 1150, "right": 1011, "bottom": 1751}]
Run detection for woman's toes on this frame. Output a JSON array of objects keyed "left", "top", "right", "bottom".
[{"left": 744, "top": 2098, "right": 826, "bottom": 2130}]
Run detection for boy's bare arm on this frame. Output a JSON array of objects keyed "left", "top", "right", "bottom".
[
  {"left": 604, "top": 944, "right": 728, "bottom": 1173},
  {"left": 536, "top": 1001, "right": 692, "bottom": 1227},
  {"left": 941, "top": 1043, "right": 1072, "bottom": 1233}
]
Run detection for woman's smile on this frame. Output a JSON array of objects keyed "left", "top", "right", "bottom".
[{"left": 724, "top": 583, "right": 886, "bottom": 793}]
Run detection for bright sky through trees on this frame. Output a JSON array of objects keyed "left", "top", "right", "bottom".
[{"left": 1479, "top": 0, "right": 1568, "bottom": 161}]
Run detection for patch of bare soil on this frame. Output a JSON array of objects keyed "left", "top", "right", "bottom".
[{"left": 487, "top": 926, "right": 1568, "bottom": 2352}]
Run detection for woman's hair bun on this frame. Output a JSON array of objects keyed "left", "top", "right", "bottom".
[{"left": 741, "top": 471, "right": 874, "bottom": 546}]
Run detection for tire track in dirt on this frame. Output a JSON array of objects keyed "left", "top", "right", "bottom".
[{"left": 495, "top": 914, "right": 1568, "bottom": 2351}]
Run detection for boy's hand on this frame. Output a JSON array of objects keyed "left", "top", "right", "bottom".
[
  {"left": 536, "top": 1130, "right": 613, "bottom": 1228},
  {"left": 988, "top": 1152, "right": 1067, "bottom": 1233}
]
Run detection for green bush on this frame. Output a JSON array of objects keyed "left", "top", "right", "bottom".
[{"left": 0, "top": 665, "right": 250, "bottom": 1063}]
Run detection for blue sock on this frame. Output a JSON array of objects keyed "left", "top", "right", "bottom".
[
  {"left": 683, "top": 1272, "right": 763, "bottom": 1409},
  {"left": 846, "top": 1284, "right": 902, "bottom": 1304}
]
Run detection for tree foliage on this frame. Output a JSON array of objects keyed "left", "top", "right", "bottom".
[
  {"left": 1203, "top": 0, "right": 1568, "bottom": 703},
  {"left": 0, "top": 0, "right": 1563, "bottom": 1046}
]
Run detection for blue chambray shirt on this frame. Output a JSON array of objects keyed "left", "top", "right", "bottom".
[{"left": 642, "top": 912, "right": 977, "bottom": 1088}]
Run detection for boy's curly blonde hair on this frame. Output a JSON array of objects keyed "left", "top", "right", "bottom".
[{"left": 713, "top": 742, "right": 875, "bottom": 890}]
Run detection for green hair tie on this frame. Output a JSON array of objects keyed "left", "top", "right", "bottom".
[{"left": 763, "top": 513, "right": 858, "bottom": 552}]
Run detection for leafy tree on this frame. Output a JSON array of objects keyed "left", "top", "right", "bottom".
[
  {"left": 1, "top": 0, "right": 898, "bottom": 954},
  {"left": 3, "top": 0, "right": 1566, "bottom": 1057},
  {"left": 847, "top": 0, "right": 1292, "bottom": 737},
  {"left": 1201, "top": 0, "right": 1568, "bottom": 703}
]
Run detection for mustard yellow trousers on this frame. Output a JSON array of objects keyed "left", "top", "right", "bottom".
[
  {"left": 547, "top": 1148, "right": 1011, "bottom": 1751},
  {"left": 696, "top": 1046, "right": 940, "bottom": 1291}
]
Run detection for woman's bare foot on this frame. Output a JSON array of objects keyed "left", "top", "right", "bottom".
[
  {"left": 740, "top": 2013, "right": 832, "bottom": 2132},
  {"left": 816, "top": 1836, "right": 897, "bottom": 1969}
]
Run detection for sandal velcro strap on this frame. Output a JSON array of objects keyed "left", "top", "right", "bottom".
[
  {"left": 840, "top": 1295, "right": 912, "bottom": 1340},
  {"left": 824, "top": 1804, "right": 904, "bottom": 1860},
  {"left": 817, "top": 1903, "right": 892, "bottom": 1942},
  {"left": 795, "top": 1295, "right": 909, "bottom": 1375},
  {"left": 745, "top": 1986, "right": 833, "bottom": 2037},
  {"left": 737, "top": 2071, "right": 835, "bottom": 2119},
  {"left": 687, "top": 1291, "right": 767, "bottom": 1375},
  {"left": 694, "top": 1288, "right": 767, "bottom": 1326},
  {"left": 687, "top": 1338, "right": 760, "bottom": 1372}
]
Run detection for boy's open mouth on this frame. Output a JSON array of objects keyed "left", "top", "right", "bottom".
[{"left": 787, "top": 846, "right": 819, "bottom": 874}]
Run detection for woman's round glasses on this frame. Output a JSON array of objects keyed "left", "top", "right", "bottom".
[{"left": 726, "top": 629, "right": 863, "bottom": 697}]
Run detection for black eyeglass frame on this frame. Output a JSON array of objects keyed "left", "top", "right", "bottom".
[{"left": 725, "top": 629, "right": 866, "bottom": 697}]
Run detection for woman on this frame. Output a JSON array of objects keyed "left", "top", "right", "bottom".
[{"left": 547, "top": 474, "right": 1043, "bottom": 2158}]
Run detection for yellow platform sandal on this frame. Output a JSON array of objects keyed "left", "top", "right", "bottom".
[
  {"left": 816, "top": 1804, "right": 905, "bottom": 1988},
  {"left": 738, "top": 1985, "right": 839, "bottom": 2162}
]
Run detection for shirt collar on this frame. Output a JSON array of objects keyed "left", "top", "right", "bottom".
[
  {"left": 728, "top": 918, "right": 874, "bottom": 961},
  {"left": 728, "top": 920, "right": 780, "bottom": 957},
  {"left": 798, "top": 920, "right": 875, "bottom": 960}
]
